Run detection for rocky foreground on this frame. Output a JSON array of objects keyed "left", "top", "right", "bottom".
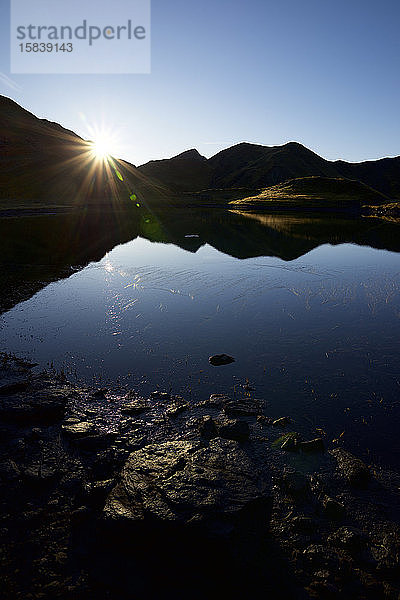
[{"left": 0, "top": 353, "right": 399, "bottom": 599}]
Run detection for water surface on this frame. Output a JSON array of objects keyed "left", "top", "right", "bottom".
[{"left": 1, "top": 209, "right": 399, "bottom": 467}]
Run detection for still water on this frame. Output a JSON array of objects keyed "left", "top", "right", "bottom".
[{"left": 1, "top": 210, "right": 399, "bottom": 466}]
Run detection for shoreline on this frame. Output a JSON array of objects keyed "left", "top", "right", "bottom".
[{"left": 1, "top": 353, "right": 399, "bottom": 599}]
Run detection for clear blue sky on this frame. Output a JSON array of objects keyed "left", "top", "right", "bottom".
[{"left": 1, "top": 0, "right": 399, "bottom": 165}]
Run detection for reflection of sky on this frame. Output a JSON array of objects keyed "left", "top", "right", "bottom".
[
  {"left": 0, "top": 238, "right": 399, "bottom": 465},
  {"left": 1, "top": 1, "right": 400, "bottom": 163}
]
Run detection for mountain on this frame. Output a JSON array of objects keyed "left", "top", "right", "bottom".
[
  {"left": 138, "top": 141, "right": 400, "bottom": 200},
  {"left": 138, "top": 149, "right": 213, "bottom": 192},
  {"left": 1, "top": 96, "right": 399, "bottom": 207},
  {"left": 0, "top": 95, "right": 168, "bottom": 206},
  {"left": 230, "top": 176, "right": 390, "bottom": 211}
]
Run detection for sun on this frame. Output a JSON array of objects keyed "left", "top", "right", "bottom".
[{"left": 90, "top": 133, "right": 113, "bottom": 160}]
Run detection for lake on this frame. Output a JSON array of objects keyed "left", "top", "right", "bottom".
[{"left": 0, "top": 208, "right": 399, "bottom": 468}]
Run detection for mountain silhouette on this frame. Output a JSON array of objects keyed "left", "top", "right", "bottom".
[
  {"left": 0, "top": 95, "right": 168, "bottom": 205},
  {"left": 138, "top": 141, "right": 400, "bottom": 200},
  {"left": 1, "top": 96, "right": 399, "bottom": 206}
]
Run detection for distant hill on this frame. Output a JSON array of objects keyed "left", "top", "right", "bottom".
[
  {"left": 230, "top": 177, "right": 390, "bottom": 212},
  {"left": 0, "top": 95, "right": 168, "bottom": 206},
  {"left": 138, "top": 141, "right": 400, "bottom": 200}
]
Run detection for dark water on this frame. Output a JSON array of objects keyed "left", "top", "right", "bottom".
[{"left": 1, "top": 208, "right": 399, "bottom": 467}]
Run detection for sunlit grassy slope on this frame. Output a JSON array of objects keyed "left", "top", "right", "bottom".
[{"left": 230, "top": 176, "right": 390, "bottom": 211}]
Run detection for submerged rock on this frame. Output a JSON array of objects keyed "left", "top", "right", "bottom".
[
  {"left": 272, "top": 416, "right": 290, "bottom": 427},
  {"left": 104, "top": 438, "right": 272, "bottom": 537},
  {"left": 299, "top": 438, "right": 325, "bottom": 453},
  {"left": 208, "top": 354, "right": 235, "bottom": 366}
]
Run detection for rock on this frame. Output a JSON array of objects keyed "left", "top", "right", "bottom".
[
  {"left": 165, "top": 401, "right": 189, "bottom": 418},
  {"left": 120, "top": 400, "right": 149, "bottom": 416},
  {"left": 299, "top": 438, "right": 325, "bottom": 453},
  {"left": 224, "top": 399, "right": 261, "bottom": 417},
  {"left": 0, "top": 459, "right": 21, "bottom": 482},
  {"left": 282, "top": 470, "right": 310, "bottom": 496},
  {"left": 199, "top": 416, "right": 218, "bottom": 439},
  {"left": 198, "top": 393, "right": 230, "bottom": 408},
  {"left": 0, "top": 380, "right": 30, "bottom": 395},
  {"left": 302, "top": 544, "right": 343, "bottom": 571},
  {"left": 73, "top": 431, "right": 116, "bottom": 450},
  {"left": 257, "top": 415, "right": 273, "bottom": 426},
  {"left": 208, "top": 354, "right": 235, "bottom": 366},
  {"left": 0, "top": 394, "right": 67, "bottom": 424},
  {"left": 280, "top": 435, "right": 298, "bottom": 451},
  {"left": 150, "top": 391, "right": 170, "bottom": 400},
  {"left": 217, "top": 419, "right": 250, "bottom": 442},
  {"left": 62, "top": 421, "right": 95, "bottom": 437},
  {"left": 328, "top": 526, "right": 367, "bottom": 554},
  {"left": 290, "top": 516, "right": 317, "bottom": 534},
  {"left": 330, "top": 448, "right": 370, "bottom": 487},
  {"left": 272, "top": 416, "right": 290, "bottom": 426},
  {"left": 92, "top": 388, "right": 108, "bottom": 399},
  {"left": 104, "top": 438, "right": 272, "bottom": 538},
  {"left": 322, "top": 496, "right": 346, "bottom": 520}
]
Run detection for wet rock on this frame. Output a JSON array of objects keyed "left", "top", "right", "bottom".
[
  {"left": 322, "top": 496, "right": 346, "bottom": 520},
  {"left": 330, "top": 448, "right": 370, "bottom": 487},
  {"left": 0, "top": 395, "right": 67, "bottom": 424},
  {"left": 150, "top": 391, "right": 170, "bottom": 400},
  {"left": 272, "top": 416, "right": 290, "bottom": 426},
  {"left": 166, "top": 400, "right": 189, "bottom": 418},
  {"left": 257, "top": 415, "right": 273, "bottom": 426},
  {"left": 282, "top": 470, "right": 310, "bottom": 497},
  {"left": 73, "top": 431, "right": 116, "bottom": 450},
  {"left": 104, "top": 438, "right": 272, "bottom": 537},
  {"left": 0, "top": 459, "right": 21, "bottom": 482},
  {"left": 302, "top": 544, "right": 343, "bottom": 571},
  {"left": 373, "top": 530, "right": 400, "bottom": 575},
  {"left": 0, "top": 380, "right": 30, "bottom": 395},
  {"left": 199, "top": 416, "right": 218, "bottom": 439},
  {"left": 328, "top": 526, "right": 367, "bottom": 554},
  {"left": 62, "top": 421, "right": 95, "bottom": 437},
  {"left": 84, "top": 479, "right": 115, "bottom": 508},
  {"left": 299, "top": 438, "right": 325, "bottom": 453},
  {"left": 92, "top": 388, "right": 108, "bottom": 399},
  {"left": 281, "top": 435, "right": 298, "bottom": 451},
  {"left": 224, "top": 399, "right": 261, "bottom": 417},
  {"left": 198, "top": 393, "right": 230, "bottom": 408},
  {"left": 290, "top": 516, "right": 317, "bottom": 534},
  {"left": 208, "top": 354, "right": 235, "bottom": 366},
  {"left": 120, "top": 399, "right": 149, "bottom": 416},
  {"left": 217, "top": 419, "right": 250, "bottom": 442}
]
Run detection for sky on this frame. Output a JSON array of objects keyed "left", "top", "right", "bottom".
[{"left": 1, "top": 0, "right": 399, "bottom": 166}]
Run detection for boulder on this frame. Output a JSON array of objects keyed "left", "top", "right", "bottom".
[
  {"left": 208, "top": 354, "right": 235, "bottom": 366},
  {"left": 104, "top": 438, "right": 271, "bottom": 538},
  {"left": 330, "top": 448, "right": 370, "bottom": 487},
  {"left": 217, "top": 419, "right": 250, "bottom": 442}
]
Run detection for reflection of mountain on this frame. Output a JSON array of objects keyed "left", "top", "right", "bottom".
[{"left": 1, "top": 208, "right": 399, "bottom": 314}]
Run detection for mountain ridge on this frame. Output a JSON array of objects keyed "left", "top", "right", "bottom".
[{"left": 1, "top": 95, "right": 399, "bottom": 204}]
